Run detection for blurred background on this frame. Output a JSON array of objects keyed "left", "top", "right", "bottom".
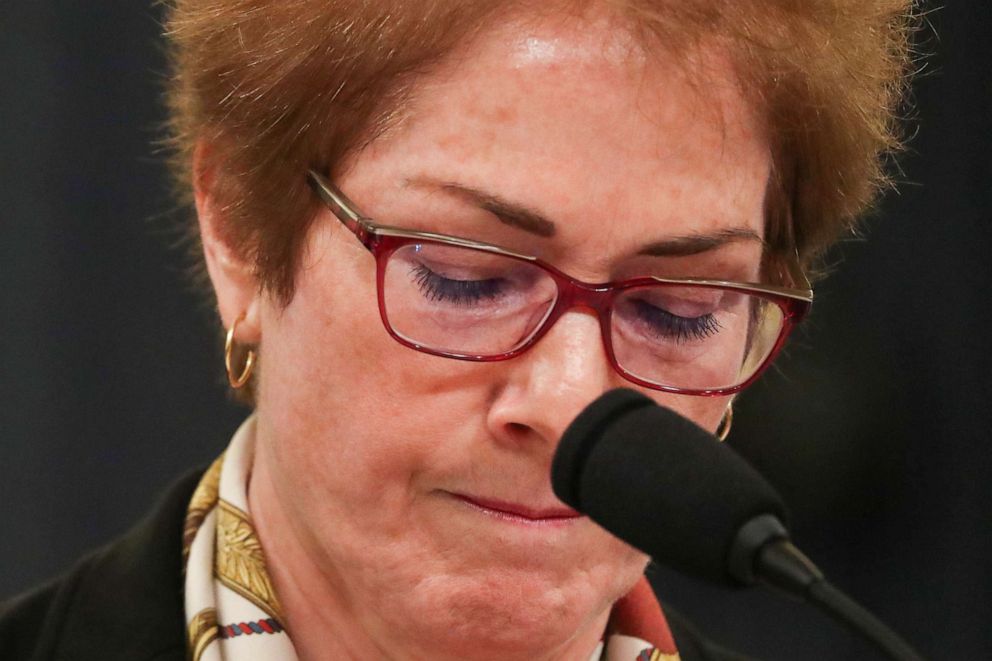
[{"left": 1, "top": 2, "right": 988, "bottom": 659}]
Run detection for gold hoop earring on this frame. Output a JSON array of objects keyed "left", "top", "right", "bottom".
[
  {"left": 224, "top": 312, "right": 256, "bottom": 389},
  {"left": 716, "top": 404, "right": 734, "bottom": 442}
]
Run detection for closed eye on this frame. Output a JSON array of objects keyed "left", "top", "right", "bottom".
[
  {"left": 410, "top": 263, "right": 507, "bottom": 304},
  {"left": 627, "top": 298, "right": 722, "bottom": 343}
]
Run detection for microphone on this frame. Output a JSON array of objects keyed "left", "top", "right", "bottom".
[{"left": 551, "top": 388, "right": 924, "bottom": 661}]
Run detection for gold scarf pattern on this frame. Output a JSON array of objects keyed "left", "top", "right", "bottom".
[{"left": 182, "top": 418, "right": 297, "bottom": 661}]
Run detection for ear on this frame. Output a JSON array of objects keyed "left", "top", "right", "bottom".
[{"left": 193, "top": 140, "right": 262, "bottom": 343}]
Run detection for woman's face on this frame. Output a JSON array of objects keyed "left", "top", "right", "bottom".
[{"left": 238, "top": 13, "right": 770, "bottom": 660}]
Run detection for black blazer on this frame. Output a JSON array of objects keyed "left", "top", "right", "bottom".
[{"left": 0, "top": 469, "right": 748, "bottom": 661}]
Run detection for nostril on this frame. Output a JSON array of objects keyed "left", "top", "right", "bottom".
[
  {"left": 505, "top": 422, "right": 529, "bottom": 437},
  {"left": 496, "top": 421, "right": 537, "bottom": 447}
]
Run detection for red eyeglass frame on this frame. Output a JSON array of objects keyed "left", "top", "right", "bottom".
[{"left": 307, "top": 170, "right": 813, "bottom": 396}]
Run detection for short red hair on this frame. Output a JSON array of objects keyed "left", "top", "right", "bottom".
[{"left": 163, "top": 0, "right": 916, "bottom": 301}]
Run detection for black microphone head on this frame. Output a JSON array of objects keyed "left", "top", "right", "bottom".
[{"left": 551, "top": 388, "right": 787, "bottom": 586}]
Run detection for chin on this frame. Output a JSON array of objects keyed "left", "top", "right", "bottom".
[
  {"left": 410, "top": 592, "right": 587, "bottom": 660},
  {"left": 382, "top": 562, "right": 638, "bottom": 660}
]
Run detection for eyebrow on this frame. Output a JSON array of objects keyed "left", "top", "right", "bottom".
[
  {"left": 406, "top": 177, "right": 764, "bottom": 255},
  {"left": 407, "top": 178, "right": 556, "bottom": 237},
  {"left": 639, "top": 227, "right": 766, "bottom": 257}
]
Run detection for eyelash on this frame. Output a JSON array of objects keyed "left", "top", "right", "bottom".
[
  {"left": 410, "top": 264, "right": 506, "bottom": 304},
  {"left": 629, "top": 299, "right": 722, "bottom": 343}
]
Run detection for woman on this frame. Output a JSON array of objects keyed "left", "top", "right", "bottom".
[{"left": 0, "top": 1, "right": 913, "bottom": 659}]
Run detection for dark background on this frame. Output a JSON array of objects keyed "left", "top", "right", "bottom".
[{"left": 1, "top": 3, "right": 988, "bottom": 659}]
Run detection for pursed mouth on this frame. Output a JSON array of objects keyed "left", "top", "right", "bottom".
[{"left": 450, "top": 493, "right": 582, "bottom": 526}]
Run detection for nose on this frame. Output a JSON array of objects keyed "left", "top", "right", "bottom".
[{"left": 486, "top": 310, "right": 621, "bottom": 452}]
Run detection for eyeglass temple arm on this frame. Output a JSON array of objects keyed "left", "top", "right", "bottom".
[{"left": 307, "top": 169, "right": 375, "bottom": 248}]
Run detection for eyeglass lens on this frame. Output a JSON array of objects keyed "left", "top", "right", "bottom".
[{"left": 381, "top": 241, "right": 785, "bottom": 391}]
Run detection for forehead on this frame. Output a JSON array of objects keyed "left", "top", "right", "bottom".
[{"left": 340, "top": 9, "right": 771, "bottom": 260}]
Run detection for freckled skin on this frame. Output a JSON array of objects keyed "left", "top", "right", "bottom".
[{"left": 213, "top": 11, "right": 772, "bottom": 661}]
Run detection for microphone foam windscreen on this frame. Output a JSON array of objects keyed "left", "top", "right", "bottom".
[{"left": 551, "top": 388, "right": 787, "bottom": 585}]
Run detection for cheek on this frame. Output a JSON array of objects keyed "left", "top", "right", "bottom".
[{"left": 255, "top": 234, "right": 490, "bottom": 521}]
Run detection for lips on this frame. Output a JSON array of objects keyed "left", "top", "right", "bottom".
[{"left": 452, "top": 493, "right": 582, "bottom": 524}]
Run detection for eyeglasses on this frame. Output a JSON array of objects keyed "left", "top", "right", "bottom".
[{"left": 307, "top": 170, "right": 812, "bottom": 396}]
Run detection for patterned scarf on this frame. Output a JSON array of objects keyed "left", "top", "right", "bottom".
[{"left": 183, "top": 417, "right": 680, "bottom": 660}]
